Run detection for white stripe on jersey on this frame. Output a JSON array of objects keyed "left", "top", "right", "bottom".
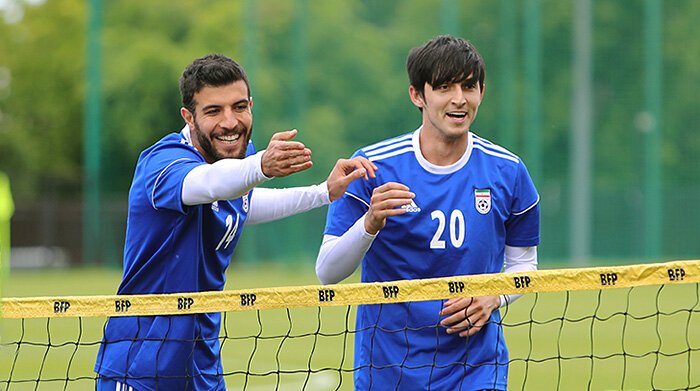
[
  {"left": 513, "top": 195, "right": 540, "bottom": 216},
  {"left": 471, "top": 143, "right": 520, "bottom": 164},
  {"left": 115, "top": 381, "right": 128, "bottom": 391},
  {"left": 151, "top": 157, "right": 192, "bottom": 210},
  {"left": 115, "top": 381, "right": 135, "bottom": 391},
  {"left": 361, "top": 133, "right": 413, "bottom": 153},
  {"left": 367, "top": 147, "right": 414, "bottom": 162},
  {"left": 472, "top": 134, "right": 519, "bottom": 162},
  {"left": 364, "top": 140, "right": 413, "bottom": 158},
  {"left": 345, "top": 192, "right": 370, "bottom": 208}
]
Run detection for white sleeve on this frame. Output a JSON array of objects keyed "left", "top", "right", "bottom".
[
  {"left": 181, "top": 151, "right": 270, "bottom": 206},
  {"left": 315, "top": 215, "right": 375, "bottom": 284},
  {"left": 499, "top": 245, "right": 538, "bottom": 307},
  {"left": 245, "top": 183, "right": 331, "bottom": 225}
]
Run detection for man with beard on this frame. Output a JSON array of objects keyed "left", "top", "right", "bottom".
[{"left": 94, "top": 54, "right": 375, "bottom": 391}]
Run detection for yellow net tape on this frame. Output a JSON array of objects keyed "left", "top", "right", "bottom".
[{"left": 1, "top": 259, "right": 698, "bottom": 319}]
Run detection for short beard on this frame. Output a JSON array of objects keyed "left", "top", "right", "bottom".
[{"left": 192, "top": 119, "right": 252, "bottom": 162}]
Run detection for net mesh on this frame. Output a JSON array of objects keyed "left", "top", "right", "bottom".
[{"left": 2, "top": 260, "right": 699, "bottom": 390}]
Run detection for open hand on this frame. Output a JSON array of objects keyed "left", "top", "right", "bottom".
[
  {"left": 326, "top": 157, "right": 377, "bottom": 201},
  {"left": 261, "top": 129, "right": 313, "bottom": 177}
]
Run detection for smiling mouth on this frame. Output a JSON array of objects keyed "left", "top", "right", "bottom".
[
  {"left": 215, "top": 133, "right": 243, "bottom": 144},
  {"left": 446, "top": 112, "right": 467, "bottom": 119}
]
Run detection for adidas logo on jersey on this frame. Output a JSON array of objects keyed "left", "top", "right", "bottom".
[{"left": 401, "top": 200, "right": 421, "bottom": 213}]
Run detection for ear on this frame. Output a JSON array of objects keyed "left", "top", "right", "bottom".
[
  {"left": 180, "top": 107, "right": 195, "bottom": 127},
  {"left": 480, "top": 83, "right": 486, "bottom": 100},
  {"left": 408, "top": 84, "right": 425, "bottom": 109},
  {"left": 249, "top": 96, "right": 254, "bottom": 110}
]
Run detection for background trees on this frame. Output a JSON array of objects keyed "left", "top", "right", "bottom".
[{"left": 1, "top": 0, "right": 698, "bottom": 264}]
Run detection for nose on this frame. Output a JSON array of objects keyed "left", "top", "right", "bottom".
[
  {"left": 450, "top": 85, "right": 467, "bottom": 106},
  {"left": 220, "top": 108, "right": 238, "bottom": 129}
]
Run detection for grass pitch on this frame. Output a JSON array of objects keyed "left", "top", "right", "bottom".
[{"left": 1, "top": 265, "right": 698, "bottom": 390}]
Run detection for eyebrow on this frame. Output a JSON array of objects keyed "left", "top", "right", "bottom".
[{"left": 201, "top": 98, "right": 249, "bottom": 112}]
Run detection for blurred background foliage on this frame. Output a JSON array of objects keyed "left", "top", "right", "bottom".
[{"left": 0, "top": 0, "right": 699, "bottom": 267}]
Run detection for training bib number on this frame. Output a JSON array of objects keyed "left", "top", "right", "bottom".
[
  {"left": 216, "top": 213, "right": 240, "bottom": 251},
  {"left": 430, "top": 209, "right": 465, "bottom": 249}
]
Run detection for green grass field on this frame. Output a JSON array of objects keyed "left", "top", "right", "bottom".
[{"left": 1, "top": 265, "right": 698, "bottom": 390}]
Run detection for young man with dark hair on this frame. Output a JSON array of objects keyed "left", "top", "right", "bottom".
[
  {"left": 95, "top": 54, "right": 374, "bottom": 390},
  {"left": 316, "top": 35, "right": 540, "bottom": 390}
]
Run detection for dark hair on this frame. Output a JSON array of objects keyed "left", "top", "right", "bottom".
[
  {"left": 179, "top": 54, "right": 250, "bottom": 113},
  {"left": 406, "top": 35, "right": 485, "bottom": 96}
]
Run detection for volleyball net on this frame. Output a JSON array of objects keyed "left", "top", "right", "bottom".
[{"left": 1, "top": 260, "right": 699, "bottom": 390}]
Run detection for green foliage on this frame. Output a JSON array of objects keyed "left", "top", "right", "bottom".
[
  {"left": 2, "top": 0, "right": 699, "bottom": 194},
  {"left": 0, "top": 0, "right": 85, "bottom": 197},
  {"left": 1, "top": 0, "right": 700, "bottom": 260}
]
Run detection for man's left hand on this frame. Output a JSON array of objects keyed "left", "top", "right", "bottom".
[
  {"left": 326, "top": 157, "right": 377, "bottom": 201},
  {"left": 439, "top": 295, "right": 500, "bottom": 337}
]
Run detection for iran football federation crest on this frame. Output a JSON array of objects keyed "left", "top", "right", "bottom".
[
  {"left": 242, "top": 192, "right": 249, "bottom": 213},
  {"left": 475, "top": 189, "right": 491, "bottom": 214}
]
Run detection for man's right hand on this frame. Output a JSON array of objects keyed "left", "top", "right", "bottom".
[
  {"left": 364, "top": 182, "right": 414, "bottom": 235},
  {"left": 261, "top": 129, "right": 313, "bottom": 177}
]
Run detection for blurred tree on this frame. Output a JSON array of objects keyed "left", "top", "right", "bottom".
[
  {"left": 664, "top": 1, "right": 700, "bottom": 186},
  {"left": 99, "top": 0, "right": 243, "bottom": 193},
  {"left": 1, "top": 0, "right": 700, "bottom": 261},
  {"left": 0, "top": 0, "right": 85, "bottom": 198}
]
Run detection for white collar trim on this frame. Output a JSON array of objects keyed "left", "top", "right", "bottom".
[
  {"left": 181, "top": 124, "right": 194, "bottom": 147},
  {"left": 412, "top": 127, "right": 472, "bottom": 175}
]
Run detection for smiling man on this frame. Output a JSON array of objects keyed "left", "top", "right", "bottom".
[
  {"left": 94, "top": 54, "right": 375, "bottom": 391},
  {"left": 315, "top": 36, "right": 541, "bottom": 390}
]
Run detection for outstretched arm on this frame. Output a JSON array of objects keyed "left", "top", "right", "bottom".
[
  {"left": 246, "top": 184, "right": 328, "bottom": 225},
  {"left": 246, "top": 156, "right": 376, "bottom": 224},
  {"left": 182, "top": 150, "right": 269, "bottom": 205},
  {"left": 182, "top": 129, "right": 312, "bottom": 206}
]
